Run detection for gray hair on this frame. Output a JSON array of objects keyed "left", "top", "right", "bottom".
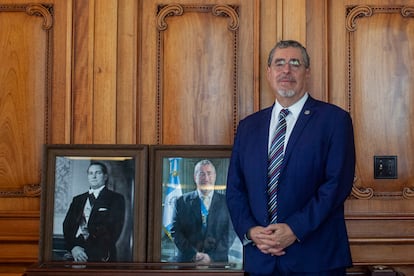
[
  {"left": 194, "top": 160, "right": 216, "bottom": 175},
  {"left": 267, "top": 40, "right": 310, "bottom": 69}
]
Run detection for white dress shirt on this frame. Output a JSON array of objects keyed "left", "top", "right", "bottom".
[{"left": 268, "top": 93, "right": 309, "bottom": 153}]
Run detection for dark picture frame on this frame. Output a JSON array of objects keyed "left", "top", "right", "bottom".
[
  {"left": 148, "top": 145, "right": 243, "bottom": 269},
  {"left": 39, "top": 144, "right": 148, "bottom": 263}
]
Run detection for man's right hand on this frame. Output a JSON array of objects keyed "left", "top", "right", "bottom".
[
  {"left": 71, "top": 246, "right": 88, "bottom": 262},
  {"left": 249, "top": 225, "right": 287, "bottom": 256},
  {"left": 194, "top": 252, "right": 211, "bottom": 264}
]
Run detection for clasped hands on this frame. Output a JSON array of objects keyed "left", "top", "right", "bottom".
[
  {"left": 194, "top": 252, "right": 211, "bottom": 265},
  {"left": 249, "top": 223, "right": 297, "bottom": 256},
  {"left": 71, "top": 245, "right": 88, "bottom": 262}
]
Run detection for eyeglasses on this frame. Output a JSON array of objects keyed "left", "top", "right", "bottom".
[{"left": 272, "top": 58, "right": 303, "bottom": 71}]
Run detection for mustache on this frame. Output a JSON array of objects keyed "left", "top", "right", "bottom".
[{"left": 277, "top": 75, "right": 296, "bottom": 82}]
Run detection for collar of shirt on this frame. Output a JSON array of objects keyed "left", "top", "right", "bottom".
[
  {"left": 89, "top": 185, "right": 105, "bottom": 199},
  {"left": 197, "top": 190, "right": 213, "bottom": 207},
  {"left": 268, "top": 92, "right": 309, "bottom": 151}
]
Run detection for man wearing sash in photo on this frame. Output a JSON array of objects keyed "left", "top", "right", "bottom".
[{"left": 172, "top": 160, "right": 235, "bottom": 264}]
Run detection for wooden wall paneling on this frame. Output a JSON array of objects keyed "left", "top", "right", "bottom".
[
  {"left": 252, "top": 0, "right": 260, "bottom": 112},
  {"left": 328, "top": 0, "right": 414, "bottom": 272},
  {"left": 72, "top": 0, "right": 95, "bottom": 143},
  {"left": 72, "top": 0, "right": 119, "bottom": 144},
  {"left": 117, "top": 0, "right": 138, "bottom": 144},
  {"left": 346, "top": 5, "right": 414, "bottom": 198},
  {"left": 139, "top": 0, "right": 256, "bottom": 145},
  {"left": 0, "top": 211, "right": 39, "bottom": 263},
  {"left": 159, "top": 4, "right": 237, "bottom": 145},
  {"left": 282, "top": 0, "right": 306, "bottom": 43},
  {"left": 305, "top": 0, "right": 328, "bottom": 102},
  {"left": 93, "top": 0, "right": 118, "bottom": 143},
  {"left": 0, "top": 1, "right": 66, "bottom": 269},
  {"left": 237, "top": 1, "right": 257, "bottom": 121},
  {"left": 259, "top": 0, "right": 278, "bottom": 108},
  {"left": 139, "top": 0, "right": 158, "bottom": 144},
  {"left": 49, "top": 0, "right": 72, "bottom": 144},
  {"left": 0, "top": 3, "right": 51, "bottom": 196},
  {"left": 327, "top": 0, "right": 348, "bottom": 110}
]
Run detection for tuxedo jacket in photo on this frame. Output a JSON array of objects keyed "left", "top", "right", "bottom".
[{"left": 63, "top": 186, "right": 125, "bottom": 262}]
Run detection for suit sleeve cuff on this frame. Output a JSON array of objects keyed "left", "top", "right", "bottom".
[{"left": 242, "top": 233, "right": 252, "bottom": 246}]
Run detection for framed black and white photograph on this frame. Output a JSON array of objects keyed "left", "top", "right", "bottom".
[
  {"left": 39, "top": 144, "right": 148, "bottom": 263},
  {"left": 148, "top": 145, "right": 243, "bottom": 269}
]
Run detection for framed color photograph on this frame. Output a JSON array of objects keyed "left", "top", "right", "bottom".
[
  {"left": 148, "top": 145, "right": 243, "bottom": 269},
  {"left": 39, "top": 144, "right": 148, "bottom": 263}
]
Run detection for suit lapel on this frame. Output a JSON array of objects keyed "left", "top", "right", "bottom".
[
  {"left": 258, "top": 106, "right": 274, "bottom": 185},
  {"left": 251, "top": 106, "right": 276, "bottom": 211},
  {"left": 89, "top": 187, "right": 110, "bottom": 218},
  {"left": 206, "top": 193, "right": 220, "bottom": 223},
  {"left": 189, "top": 191, "right": 202, "bottom": 221},
  {"left": 283, "top": 96, "right": 317, "bottom": 167}
]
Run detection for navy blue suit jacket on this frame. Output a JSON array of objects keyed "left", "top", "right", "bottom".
[{"left": 226, "top": 96, "right": 355, "bottom": 274}]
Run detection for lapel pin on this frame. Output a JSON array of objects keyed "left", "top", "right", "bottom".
[{"left": 304, "top": 110, "right": 311, "bottom": 115}]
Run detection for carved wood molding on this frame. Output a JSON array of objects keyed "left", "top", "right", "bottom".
[
  {"left": 0, "top": 3, "right": 53, "bottom": 29},
  {"left": 156, "top": 4, "right": 183, "bottom": 31},
  {"left": 346, "top": 5, "right": 414, "bottom": 200},
  {"left": 155, "top": 4, "right": 240, "bottom": 144},
  {"left": 346, "top": 5, "right": 414, "bottom": 32},
  {"left": 401, "top": 6, "right": 414, "bottom": 17},
  {"left": 211, "top": 5, "right": 239, "bottom": 31},
  {"left": 345, "top": 5, "right": 373, "bottom": 32},
  {"left": 351, "top": 184, "right": 374, "bottom": 200},
  {"left": 0, "top": 184, "right": 41, "bottom": 197},
  {"left": 403, "top": 187, "right": 414, "bottom": 199},
  {"left": 0, "top": 3, "right": 53, "bottom": 198}
]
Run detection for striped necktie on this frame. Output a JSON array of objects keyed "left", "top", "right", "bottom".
[{"left": 268, "top": 108, "right": 289, "bottom": 224}]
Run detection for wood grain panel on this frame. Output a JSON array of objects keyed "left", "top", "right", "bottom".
[
  {"left": 139, "top": 0, "right": 256, "bottom": 145},
  {"left": 0, "top": 0, "right": 69, "bottom": 271},
  {"left": 328, "top": 2, "right": 414, "bottom": 273},
  {"left": 0, "top": 243, "right": 38, "bottom": 262},
  {"left": 49, "top": 0, "right": 72, "bottom": 144},
  {"left": 305, "top": 0, "right": 328, "bottom": 102},
  {"left": 158, "top": 4, "right": 236, "bottom": 144},
  {"left": 117, "top": 0, "right": 138, "bottom": 144},
  {"left": 93, "top": 0, "right": 118, "bottom": 143},
  {"left": 72, "top": 0, "right": 94, "bottom": 143},
  {"left": 259, "top": 0, "right": 278, "bottom": 108},
  {"left": 347, "top": 5, "right": 414, "bottom": 198},
  {"left": 0, "top": 211, "right": 39, "bottom": 263},
  {"left": 346, "top": 218, "right": 414, "bottom": 238},
  {"left": 350, "top": 243, "right": 414, "bottom": 265},
  {"left": 0, "top": 4, "right": 52, "bottom": 193},
  {"left": 282, "top": 0, "right": 306, "bottom": 43},
  {"left": 0, "top": 212, "right": 39, "bottom": 240}
]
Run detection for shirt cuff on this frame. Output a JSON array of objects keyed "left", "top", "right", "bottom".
[{"left": 242, "top": 233, "right": 253, "bottom": 246}]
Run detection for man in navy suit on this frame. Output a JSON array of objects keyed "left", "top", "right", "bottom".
[
  {"left": 172, "top": 160, "right": 235, "bottom": 264},
  {"left": 226, "top": 40, "right": 355, "bottom": 275},
  {"left": 63, "top": 161, "right": 125, "bottom": 262}
]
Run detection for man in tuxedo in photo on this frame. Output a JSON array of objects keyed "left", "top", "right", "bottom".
[{"left": 63, "top": 161, "right": 125, "bottom": 262}]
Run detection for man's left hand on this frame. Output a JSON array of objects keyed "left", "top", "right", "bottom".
[{"left": 255, "top": 223, "right": 297, "bottom": 256}]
